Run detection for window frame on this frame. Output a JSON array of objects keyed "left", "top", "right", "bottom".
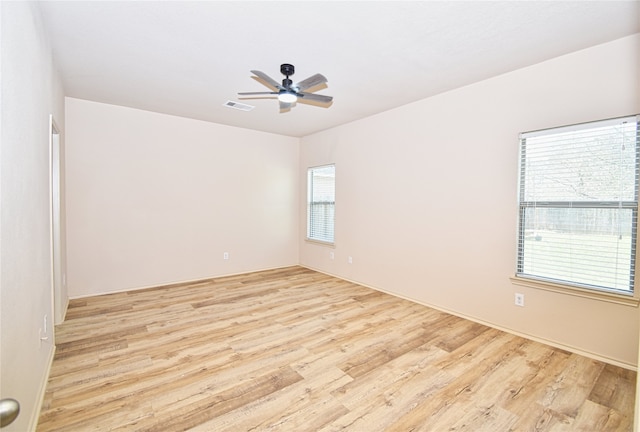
[
  {"left": 306, "top": 164, "right": 336, "bottom": 246},
  {"left": 513, "top": 115, "right": 640, "bottom": 306}
]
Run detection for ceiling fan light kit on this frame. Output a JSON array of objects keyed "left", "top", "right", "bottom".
[
  {"left": 278, "top": 92, "right": 298, "bottom": 103},
  {"left": 238, "top": 63, "right": 333, "bottom": 111}
]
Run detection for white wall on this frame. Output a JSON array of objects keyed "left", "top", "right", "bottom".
[
  {"left": 300, "top": 34, "right": 640, "bottom": 367},
  {"left": 65, "top": 98, "right": 299, "bottom": 297},
  {"left": 0, "top": 2, "right": 66, "bottom": 430}
]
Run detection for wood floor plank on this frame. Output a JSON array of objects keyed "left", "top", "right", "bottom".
[
  {"left": 37, "top": 266, "right": 636, "bottom": 431},
  {"left": 447, "top": 403, "right": 519, "bottom": 432},
  {"left": 146, "top": 366, "right": 304, "bottom": 432},
  {"left": 571, "top": 399, "right": 633, "bottom": 431},
  {"left": 542, "top": 355, "right": 605, "bottom": 418},
  {"left": 197, "top": 365, "right": 351, "bottom": 432},
  {"left": 331, "top": 349, "right": 452, "bottom": 413},
  {"left": 590, "top": 363, "right": 637, "bottom": 413}
]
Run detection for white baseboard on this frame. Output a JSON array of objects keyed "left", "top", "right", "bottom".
[
  {"left": 29, "top": 344, "right": 56, "bottom": 431},
  {"left": 68, "top": 264, "right": 299, "bottom": 300}
]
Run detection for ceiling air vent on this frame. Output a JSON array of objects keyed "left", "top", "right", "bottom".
[{"left": 224, "top": 100, "right": 254, "bottom": 111}]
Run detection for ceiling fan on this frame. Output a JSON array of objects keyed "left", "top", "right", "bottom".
[{"left": 238, "top": 64, "right": 333, "bottom": 111}]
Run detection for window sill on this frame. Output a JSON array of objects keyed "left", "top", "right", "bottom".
[
  {"left": 510, "top": 276, "right": 639, "bottom": 307},
  {"left": 305, "top": 238, "right": 335, "bottom": 248}
]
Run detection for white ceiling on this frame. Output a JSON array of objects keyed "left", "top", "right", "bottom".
[{"left": 38, "top": 1, "right": 640, "bottom": 137}]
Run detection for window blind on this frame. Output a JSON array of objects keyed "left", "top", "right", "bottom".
[
  {"left": 307, "top": 164, "right": 335, "bottom": 243},
  {"left": 517, "top": 115, "right": 639, "bottom": 294}
]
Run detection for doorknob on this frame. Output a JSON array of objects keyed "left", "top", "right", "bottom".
[{"left": 0, "top": 398, "right": 20, "bottom": 427}]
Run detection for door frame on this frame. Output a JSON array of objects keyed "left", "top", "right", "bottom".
[{"left": 49, "top": 114, "right": 66, "bottom": 325}]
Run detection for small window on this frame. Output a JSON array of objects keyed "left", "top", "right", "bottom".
[
  {"left": 307, "top": 164, "right": 335, "bottom": 244},
  {"left": 517, "top": 115, "right": 639, "bottom": 295}
]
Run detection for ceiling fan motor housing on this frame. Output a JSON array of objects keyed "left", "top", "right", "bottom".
[{"left": 280, "top": 63, "right": 295, "bottom": 77}]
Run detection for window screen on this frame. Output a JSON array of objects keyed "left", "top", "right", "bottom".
[
  {"left": 307, "top": 164, "right": 335, "bottom": 244},
  {"left": 517, "top": 116, "right": 639, "bottom": 294}
]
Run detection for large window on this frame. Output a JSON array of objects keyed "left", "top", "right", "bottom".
[
  {"left": 307, "top": 164, "right": 335, "bottom": 244},
  {"left": 517, "top": 116, "right": 639, "bottom": 295}
]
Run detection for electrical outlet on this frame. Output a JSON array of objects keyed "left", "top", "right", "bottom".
[
  {"left": 515, "top": 293, "right": 525, "bottom": 307},
  {"left": 348, "top": 256, "right": 353, "bottom": 264},
  {"left": 330, "top": 251, "right": 335, "bottom": 260},
  {"left": 223, "top": 252, "right": 229, "bottom": 260}
]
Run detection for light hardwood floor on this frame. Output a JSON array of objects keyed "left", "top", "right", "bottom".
[{"left": 38, "top": 266, "right": 636, "bottom": 431}]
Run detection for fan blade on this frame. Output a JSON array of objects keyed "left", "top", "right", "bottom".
[
  {"left": 295, "top": 73, "right": 327, "bottom": 92},
  {"left": 298, "top": 92, "right": 333, "bottom": 103},
  {"left": 238, "top": 92, "right": 277, "bottom": 96},
  {"left": 251, "top": 70, "right": 283, "bottom": 91}
]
